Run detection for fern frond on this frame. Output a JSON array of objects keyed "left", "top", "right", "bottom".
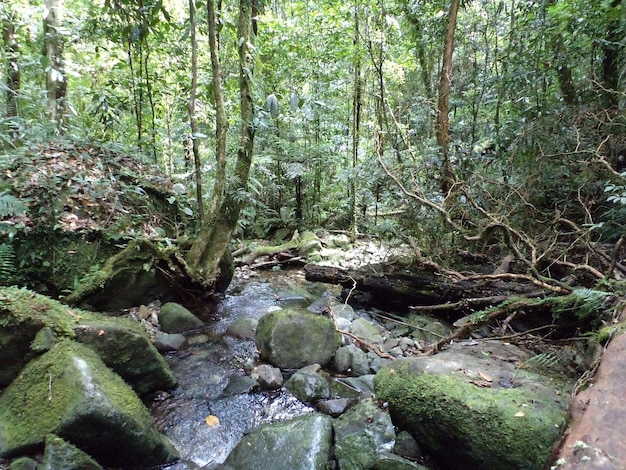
[
  {"left": 0, "top": 243, "right": 15, "bottom": 285},
  {"left": 0, "top": 191, "right": 27, "bottom": 218},
  {"left": 552, "top": 288, "right": 613, "bottom": 319}
]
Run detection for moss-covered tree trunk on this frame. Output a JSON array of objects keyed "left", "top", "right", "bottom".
[{"left": 186, "top": 0, "right": 255, "bottom": 285}]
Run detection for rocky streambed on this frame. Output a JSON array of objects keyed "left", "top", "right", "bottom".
[{"left": 0, "top": 262, "right": 585, "bottom": 469}]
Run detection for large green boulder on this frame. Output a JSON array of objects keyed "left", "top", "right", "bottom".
[
  {"left": 0, "top": 341, "right": 179, "bottom": 468},
  {"left": 74, "top": 318, "right": 176, "bottom": 395},
  {"left": 374, "top": 341, "right": 571, "bottom": 470},
  {"left": 255, "top": 309, "right": 342, "bottom": 369},
  {"left": 0, "top": 287, "right": 175, "bottom": 394},
  {"left": 223, "top": 413, "right": 332, "bottom": 470},
  {"left": 159, "top": 302, "right": 204, "bottom": 333},
  {"left": 41, "top": 435, "right": 103, "bottom": 470}
]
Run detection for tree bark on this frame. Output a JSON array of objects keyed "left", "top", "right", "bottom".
[
  {"left": 350, "top": 0, "right": 362, "bottom": 242},
  {"left": 188, "top": 0, "right": 204, "bottom": 222},
  {"left": 186, "top": 0, "right": 256, "bottom": 285},
  {"left": 436, "top": 0, "right": 460, "bottom": 195},
  {"left": 43, "top": 0, "right": 66, "bottom": 133},
  {"left": 206, "top": 0, "right": 228, "bottom": 218},
  {"left": 2, "top": 9, "right": 20, "bottom": 119}
]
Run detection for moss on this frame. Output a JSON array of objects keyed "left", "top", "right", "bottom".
[
  {"left": 43, "top": 434, "right": 103, "bottom": 470},
  {"left": 374, "top": 364, "right": 566, "bottom": 470},
  {"left": 0, "top": 340, "right": 178, "bottom": 467}
]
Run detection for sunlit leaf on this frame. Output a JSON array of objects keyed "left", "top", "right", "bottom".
[{"left": 205, "top": 415, "right": 220, "bottom": 427}]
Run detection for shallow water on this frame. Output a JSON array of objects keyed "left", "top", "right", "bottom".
[{"left": 152, "top": 270, "right": 338, "bottom": 469}]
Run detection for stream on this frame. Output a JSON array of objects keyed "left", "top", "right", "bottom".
[{"left": 152, "top": 269, "right": 340, "bottom": 469}]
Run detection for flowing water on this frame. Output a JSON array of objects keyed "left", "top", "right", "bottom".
[{"left": 152, "top": 270, "right": 339, "bottom": 469}]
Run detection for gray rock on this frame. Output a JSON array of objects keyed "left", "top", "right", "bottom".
[
  {"left": 333, "top": 345, "right": 370, "bottom": 375},
  {"left": 394, "top": 431, "right": 422, "bottom": 460},
  {"left": 333, "top": 398, "right": 396, "bottom": 470},
  {"left": 351, "top": 317, "right": 383, "bottom": 344},
  {"left": 285, "top": 366, "right": 330, "bottom": 403},
  {"left": 220, "top": 374, "right": 258, "bottom": 397},
  {"left": 373, "top": 453, "right": 429, "bottom": 470},
  {"left": 329, "top": 301, "right": 356, "bottom": 321},
  {"left": 255, "top": 310, "right": 341, "bottom": 369},
  {"left": 159, "top": 302, "right": 204, "bottom": 333},
  {"left": 224, "top": 413, "right": 332, "bottom": 470},
  {"left": 75, "top": 319, "right": 177, "bottom": 395},
  {"left": 374, "top": 341, "right": 573, "bottom": 470},
  {"left": 8, "top": 457, "right": 38, "bottom": 470},
  {"left": 226, "top": 317, "right": 258, "bottom": 339},
  {"left": 0, "top": 341, "right": 179, "bottom": 469},
  {"left": 42, "top": 434, "right": 104, "bottom": 470},
  {"left": 251, "top": 364, "right": 283, "bottom": 390},
  {"left": 316, "top": 398, "right": 355, "bottom": 417},
  {"left": 154, "top": 331, "right": 187, "bottom": 351}
]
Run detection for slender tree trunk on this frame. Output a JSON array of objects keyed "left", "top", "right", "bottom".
[
  {"left": 601, "top": 0, "right": 622, "bottom": 94},
  {"left": 436, "top": 0, "right": 460, "bottom": 196},
  {"left": 188, "top": 0, "right": 204, "bottom": 223},
  {"left": 143, "top": 46, "right": 158, "bottom": 163},
  {"left": 2, "top": 9, "right": 19, "bottom": 119},
  {"left": 186, "top": 0, "right": 256, "bottom": 285},
  {"left": 206, "top": 0, "right": 228, "bottom": 219},
  {"left": 350, "top": 0, "right": 362, "bottom": 242},
  {"left": 43, "top": 0, "right": 66, "bottom": 133}
]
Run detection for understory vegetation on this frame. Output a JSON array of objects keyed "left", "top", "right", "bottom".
[{"left": 0, "top": 0, "right": 624, "bottom": 299}]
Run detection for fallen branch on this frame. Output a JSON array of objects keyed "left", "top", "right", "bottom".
[{"left": 409, "top": 291, "right": 546, "bottom": 314}]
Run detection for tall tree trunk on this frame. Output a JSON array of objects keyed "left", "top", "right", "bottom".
[
  {"left": 186, "top": 0, "right": 256, "bottom": 285},
  {"left": 2, "top": 9, "right": 19, "bottom": 119},
  {"left": 206, "top": 0, "right": 228, "bottom": 219},
  {"left": 601, "top": 0, "right": 622, "bottom": 94},
  {"left": 43, "top": 0, "right": 66, "bottom": 133},
  {"left": 350, "top": 0, "right": 362, "bottom": 242},
  {"left": 436, "top": 0, "right": 460, "bottom": 196},
  {"left": 188, "top": 0, "right": 204, "bottom": 223}
]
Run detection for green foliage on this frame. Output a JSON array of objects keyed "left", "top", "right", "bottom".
[
  {"left": 552, "top": 288, "right": 613, "bottom": 320},
  {"left": 0, "top": 243, "right": 15, "bottom": 285},
  {"left": 0, "top": 191, "right": 27, "bottom": 218}
]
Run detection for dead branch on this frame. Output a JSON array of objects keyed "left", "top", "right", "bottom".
[{"left": 409, "top": 291, "right": 546, "bottom": 315}]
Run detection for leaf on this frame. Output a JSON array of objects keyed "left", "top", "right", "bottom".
[
  {"left": 183, "top": 207, "right": 193, "bottom": 216},
  {"left": 205, "top": 415, "right": 220, "bottom": 427},
  {"left": 478, "top": 370, "right": 493, "bottom": 382},
  {"left": 514, "top": 411, "right": 525, "bottom": 417}
]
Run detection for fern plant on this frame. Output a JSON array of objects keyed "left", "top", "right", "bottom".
[
  {"left": 0, "top": 191, "right": 27, "bottom": 218},
  {"left": 0, "top": 243, "right": 15, "bottom": 286},
  {"left": 551, "top": 288, "right": 613, "bottom": 320}
]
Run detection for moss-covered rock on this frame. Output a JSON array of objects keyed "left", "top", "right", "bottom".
[
  {"left": 0, "top": 340, "right": 179, "bottom": 468},
  {"left": 74, "top": 318, "right": 176, "bottom": 395},
  {"left": 42, "top": 434, "right": 103, "bottom": 470},
  {"left": 374, "top": 346, "right": 571, "bottom": 470},
  {"left": 0, "top": 287, "right": 176, "bottom": 394},
  {"left": 159, "top": 301, "right": 204, "bottom": 333},
  {"left": 223, "top": 413, "right": 332, "bottom": 470},
  {"left": 332, "top": 398, "right": 396, "bottom": 470},
  {"left": 255, "top": 309, "right": 342, "bottom": 369}
]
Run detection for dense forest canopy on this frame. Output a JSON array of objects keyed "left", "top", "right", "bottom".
[{"left": 0, "top": 0, "right": 625, "bottom": 290}]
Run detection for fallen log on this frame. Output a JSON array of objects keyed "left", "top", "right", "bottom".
[{"left": 303, "top": 263, "right": 538, "bottom": 315}]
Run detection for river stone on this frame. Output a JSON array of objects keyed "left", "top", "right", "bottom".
[
  {"left": 333, "top": 344, "right": 370, "bottom": 375},
  {"left": 373, "top": 453, "right": 429, "bottom": 470},
  {"left": 316, "top": 398, "right": 355, "bottom": 417},
  {"left": 0, "top": 340, "right": 179, "bottom": 468},
  {"left": 226, "top": 317, "right": 258, "bottom": 340},
  {"left": 251, "top": 364, "right": 283, "bottom": 390},
  {"left": 223, "top": 413, "right": 332, "bottom": 470},
  {"left": 333, "top": 398, "right": 396, "bottom": 470},
  {"left": 7, "top": 457, "right": 37, "bottom": 470},
  {"left": 329, "top": 300, "right": 356, "bottom": 321},
  {"left": 42, "top": 434, "right": 103, "bottom": 470},
  {"left": 284, "top": 365, "right": 330, "bottom": 403},
  {"left": 374, "top": 340, "right": 572, "bottom": 470},
  {"left": 154, "top": 331, "right": 187, "bottom": 351},
  {"left": 74, "top": 318, "right": 177, "bottom": 395},
  {"left": 350, "top": 317, "right": 383, "bottom": 344},
  {"left": 159, "top": 302, "right": 204, "bottom": 333},
  {"left": 255, "top": 309, "right": 341, "bottom": 369}
]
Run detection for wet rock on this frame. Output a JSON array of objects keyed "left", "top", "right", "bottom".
[
  {"left": 333, "top": 398, "right": 396, "bottom": 469},
  {"left": 220, "top": 374, "right": 258, "bottom": 397},
  {"left": 373, "top": 453, "right": 429, "bottom": 470},
  {"left": 226, "top": 317, "right": 258, "bottom": 339},
  {"left": 251, "top": 364, "right": 283, "bottom": 390},
  {"left": 333, "top": 345, "right": 370, "bottom": 375},
  {"left": 393, "top": 430, "right": 422, "bottom": 461},
  {"left": 74, "top": 318, "right": 177, "bottom": 395},
  {"left": 329, "top": 301, "right": 356, "bottom": 321},
  {"left": 350, "top": 317, "right": 383, "bottom": 344},
  {"left": 159, "top": 302, "right": 204, "bottom": 333},
  {"left": 255, "top": 309, "right": 341, "bottom": 369},
  {"left": 42, "top": 434, "right": 103, "bottom": 470},
  {"left": 316, "top": 398, "right": 355, "bottom": 417},
  {"left": 223, "top": 413, "right": 332, "bottom": 470},
  {"left": 374, "top": 340, "right": 572, "bottom": 470},
  {"left": 0, "top": 341, "right": 179, "bottom": 469},
  {"left": 284, "top": 365, "right": 330, "bottom": 403},
  {"left": 7, "top": 457, "right": 37, "bottom": 470},
  {"left": 154, "top": 331, "right": 187, "bottom": 351}
]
